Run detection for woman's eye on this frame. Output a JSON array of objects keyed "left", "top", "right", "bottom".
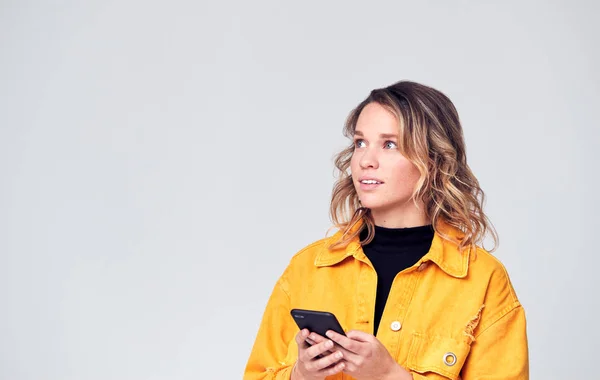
[
  {"left": 354, "top": 139, "right": 366, "bottom": 148},
  {"left": 384, "top": 141, "right": 397, "bottom": 149}
]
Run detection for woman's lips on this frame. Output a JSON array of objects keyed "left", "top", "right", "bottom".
[{"left": 358, "top": 180, "right": 384, "bottom": 191}]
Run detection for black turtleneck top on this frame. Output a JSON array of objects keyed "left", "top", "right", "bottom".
[{"left": 359, "top": 224, "right": 435, "bottom": 335}]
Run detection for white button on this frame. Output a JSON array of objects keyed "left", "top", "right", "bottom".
[{"left": 390, "top": 321, "right": 401, "bottom": 331}]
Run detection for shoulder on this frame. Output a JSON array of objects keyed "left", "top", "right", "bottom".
[
  {"left": 467, "top": 246, "right": 523, "bottom": 331},
  {"left": 274, "top": 235, "right": 333, "bottom": 293},
  {"left": 287, "top": 225, "right": 352, "bottom": 263},
  {"left": 286, "top": 234, "right": 338, "bottom": 272},
  {"left": 278, "top": 231, "right": 347, "bottom": 276},
  {"left": 469, "top": 246, "right": 519, "bottom": 300}
]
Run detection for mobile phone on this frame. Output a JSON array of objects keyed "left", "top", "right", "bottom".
[{"left": 290, "top": 308, "right": 346, "bottom": 338}]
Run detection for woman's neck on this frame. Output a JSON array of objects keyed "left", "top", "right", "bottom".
[{"left": 369, "top": 204, "right": 429, "bottom": 228}]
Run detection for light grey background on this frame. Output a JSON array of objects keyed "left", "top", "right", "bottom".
[{"left": 1, "top": 0, "right": 598, "bottom": 379}]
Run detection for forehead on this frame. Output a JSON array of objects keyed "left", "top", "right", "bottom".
[{"left": 354, "top": 102, "right": 400, "bottom": 136}]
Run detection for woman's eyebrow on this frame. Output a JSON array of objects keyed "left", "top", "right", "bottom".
[{"left": 354, "top": 131, "right": 398, "bottom": 139}]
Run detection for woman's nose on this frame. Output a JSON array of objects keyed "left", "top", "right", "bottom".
[{"left": 359, "top": 149, "right": 379, "bottom": 169}]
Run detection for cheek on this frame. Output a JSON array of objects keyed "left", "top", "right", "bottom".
[
  {"left": 350, "top": 154, "right": 359, "bottom": 174},
  {"left": 406, "top": 163, "right": 421, "bottom": 181},
  {"left": 390, "top": 160, "right": 421, "bottom": 187}
]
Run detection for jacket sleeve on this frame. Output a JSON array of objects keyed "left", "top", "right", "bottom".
[
  {"left": 459, "top": 302, "right": 529, "bottom": 379},
  {"left": 244, "top": 268, "right": 298, "bottom": 380}
]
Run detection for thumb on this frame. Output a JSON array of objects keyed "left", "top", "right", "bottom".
[{"left": 346, "top": 329, "right": 374, "bottom": 342}]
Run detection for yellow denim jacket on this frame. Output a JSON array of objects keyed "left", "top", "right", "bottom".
[{"left": 244, "top": 220, "right": 528, "bottom": 380}]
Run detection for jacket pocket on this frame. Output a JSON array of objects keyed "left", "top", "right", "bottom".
[{"left": 406, "top": 332, "right": 471, "bottom": 380}]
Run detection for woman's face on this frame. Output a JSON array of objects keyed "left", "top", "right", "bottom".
[{"left": 350, "top": 102, "right": 426, "bottom": 227}]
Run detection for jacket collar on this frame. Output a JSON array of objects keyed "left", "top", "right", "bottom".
[{"left": 314, "top": 218, "right": 471, "bottom": 278}]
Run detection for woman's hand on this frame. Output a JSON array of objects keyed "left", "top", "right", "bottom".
[
  {"left": 292, "top": 329, "right": 345, "bottom": 380},
  {"left": 325, "top": 330, "right": 413, "bottom": 380}
]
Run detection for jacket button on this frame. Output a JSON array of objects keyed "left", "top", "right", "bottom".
[
  {"left": 443, "top": 352, "right": 457, "bottom": 366},
  {"left": 418, "top": 262, "right": 429, "bottom": 271},
  {"left": 390, "top": 321, "right": 401, "bottom": 331}
]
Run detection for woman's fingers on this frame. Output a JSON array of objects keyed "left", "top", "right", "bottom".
[
  {"left": 304, "top": 339, "right": 334, "bottom": 361},
  {"left": 322, "top": 361, "right": 345, "bottom": 376},
  {"left": 306, "top": 332, "right": 336, "bottom": 355},
  {"left": 294, "top": 329, "right": 310, "bottom": 347},
  {"left": 345, "top": 329, "right": 373, "bottom": 342},
  {"left": 325, "top": 330, "right": 363, "bottom": 354},
  {"left": 312, "top": 348, "right": 344, "bottom": 371},
  {"left": 294, "top": 330, "right": 345, "bottom": 378},
  {"left": 307, "top": 332, "right": 327, "bottom": 344}
]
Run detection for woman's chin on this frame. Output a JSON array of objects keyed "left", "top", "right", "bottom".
[{"left": 359, "top": 201, "right": 388, "bottom": 211}]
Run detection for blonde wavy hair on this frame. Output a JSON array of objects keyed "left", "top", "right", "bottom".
[{"left": 328, "top": 80, "right": 498, "bottom": 253}]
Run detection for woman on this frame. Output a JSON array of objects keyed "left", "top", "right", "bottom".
[{"left": 244, "top": 81, "right": 528, "bottom": 380}]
